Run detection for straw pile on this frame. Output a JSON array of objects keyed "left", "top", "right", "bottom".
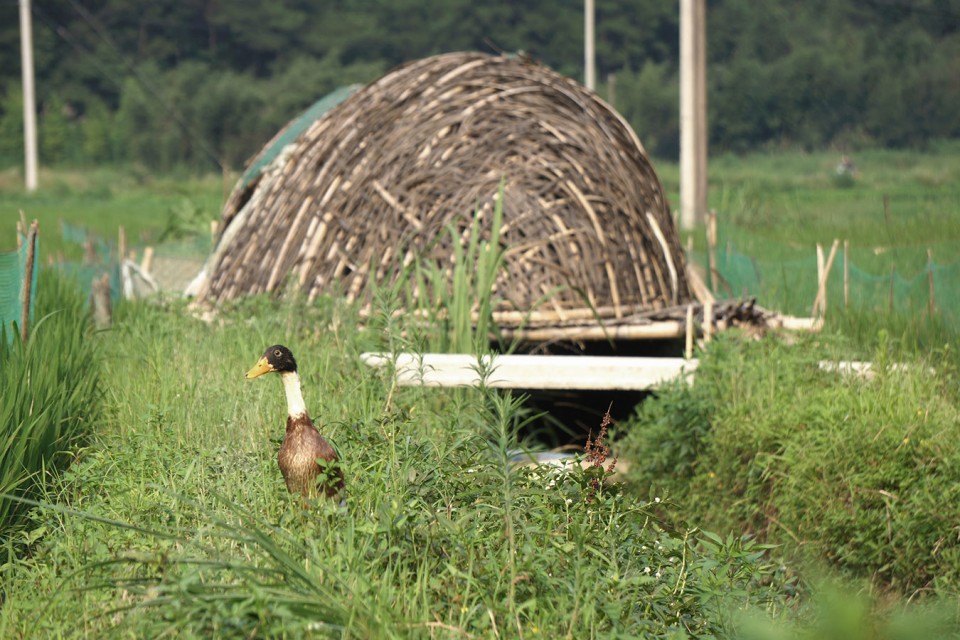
[{"left": 194, "top": 52, "right": 690, "bottom": 322}]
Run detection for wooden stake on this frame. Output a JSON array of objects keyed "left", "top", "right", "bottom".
[
  {"left": 927, "top": 248, "right": 935, "bottom": 315},
  {"left": 20, "top": 220, "right": 38, "bottom": 342},
  {"left": 843, "top": 240, "right": 849, "bottom": 309},
  {"left": 811, "top": 239, "right": 839, "bottom": 317},
  {"left": 685, "top": 303, "right": 694, "bottom": 359}
]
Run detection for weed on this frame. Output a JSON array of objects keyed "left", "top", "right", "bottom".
[{"left": 583, "top": 404, "right": 618, "bottom": 502}]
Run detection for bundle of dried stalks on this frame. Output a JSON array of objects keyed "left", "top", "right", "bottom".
[{"left": 194, "top": 52, "right": 690, "bottom": 323}]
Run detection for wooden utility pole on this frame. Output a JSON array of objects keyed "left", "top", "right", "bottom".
[
  {"left": 19, "top": 0, "right": 38, "bottom": 192},
  {"left": 680, "top": 0, "right": 707, "bottom": 230},
  {"left": 584, "top": 0, "right": 596, "bottom": 90}
]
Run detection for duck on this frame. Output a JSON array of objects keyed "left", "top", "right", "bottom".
[{"left": 244, "top": 344, "right": 344, "bottom": 500}]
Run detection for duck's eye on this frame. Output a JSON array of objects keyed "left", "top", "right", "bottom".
[{"left": 274, "top": 350, "right": 282, "bottom": 357}]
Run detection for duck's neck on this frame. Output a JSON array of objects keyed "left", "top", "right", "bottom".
[{"left": 280, "top": 371, "right": 310, "bottom": 424}]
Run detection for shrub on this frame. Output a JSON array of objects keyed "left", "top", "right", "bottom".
[{"left": 621, "top": 331, "right": 960, "bottom": 597}]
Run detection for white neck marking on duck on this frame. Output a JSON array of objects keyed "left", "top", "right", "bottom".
[{"left": 280, "top": 371, "right": 308, "bottom": 419}]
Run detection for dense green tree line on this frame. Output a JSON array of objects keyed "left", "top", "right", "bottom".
[{"left": 0, "top": 0, "right": 957, "bottom": 171}]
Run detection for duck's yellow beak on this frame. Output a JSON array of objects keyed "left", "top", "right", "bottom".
[{"left": 244, "top": 357, "right": 273, "bottom": 379}]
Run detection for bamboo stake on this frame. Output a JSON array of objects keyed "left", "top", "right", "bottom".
[
  {"left": 21, "top": 220, "right": 38, "bottom": 343},
  {"left": 706, "top": 211, "right": 718, "bottom": 292},
  {"left": 685, "top": 262, "right": 715, "bottom": 305},
  {"left": 927, "top": 248, "right": 935, "bottom": 315},
  {"left": 811, "top": 239, "right": 839, "bottom": 317},
  {"left": 140, "top": 246, "right": 154, "bottom": 273},
  {"left": 118, "top": 225, "right": 127, "bottom": 265},
  {"left": 816, "top": 243, "right": 824, "bottom": 285},
  {"left": 684, "top": 303, "right": 694, "bottom": 359},
  {"left": 703, "top": 299, "right": 713, "bottom": 342},
  {"left": 92, "top": 273, "right": 112, "bottom": 330},
  {"left": 843, "top": 240, "right": 849, "bottom": 309}
]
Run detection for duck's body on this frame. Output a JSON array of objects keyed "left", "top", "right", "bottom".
[{"left": 245, "top": 345, "right": 344, "bottom": 500}]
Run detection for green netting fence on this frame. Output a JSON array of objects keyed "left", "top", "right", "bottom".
[
  {"left": 690, "top": 224, "right": 959, "bottom": 322},
  {"left": 0, "top": 233, "right": 38, "bottom": 344},
  {"left": 56, "top": 221, "right": 121, "bottom": 302}
]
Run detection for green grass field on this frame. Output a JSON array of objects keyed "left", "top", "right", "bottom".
[
  {"left": 1, "top": 146, "right": 959, "bottom": 637},
  {"left": 1, "top": 167, "right": 227, "bottom": 260}
]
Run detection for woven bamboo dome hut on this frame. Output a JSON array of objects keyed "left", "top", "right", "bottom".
[{"left": 191, "top": 51, "right": 691, "bottom": 328}]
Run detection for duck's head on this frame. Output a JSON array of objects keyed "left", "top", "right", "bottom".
[{"left": 245, "top": 344, "right": 298, "bottom": 379}]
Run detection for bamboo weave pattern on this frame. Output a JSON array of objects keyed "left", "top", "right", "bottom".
[{"left": 198, "top": 52, "right": 690, "bottom": 321}]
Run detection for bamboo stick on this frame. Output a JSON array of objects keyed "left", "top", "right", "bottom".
[
  {"left": 92, "top": 273, "right": 112, "bottom": 330},
  {"left": 706, "top": 210, "right": 718, "bottom": 292},
  {"left": 140, "top": 246, "right": 154, "bottom": 273},
  {"left": 816, "top": 243, "right": 824, "bottom": 285},
  {"left": 703, "top": 299, "right": 713, "bottom": 342},
  {"left": 118, "top": 225, "right": 127, "bottom": 265},
  {"left": 811, "top": 239, "right": 839, "bottom": 317},
  {"left": 500, "top": 321, "right": 686, "bottom": 342},
  {"left": 684, "top": 261, "right": 715, "bottom": 305},
  {"left": 684, "top": 303, "right": 694, "bottom": 359},
  {"left": 21, "top": 221, "right": 38, "bottom": 342}
]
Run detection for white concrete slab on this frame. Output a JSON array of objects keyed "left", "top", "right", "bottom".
[{"left": 361, "top": 353, "right": 697, "bottom": 390}]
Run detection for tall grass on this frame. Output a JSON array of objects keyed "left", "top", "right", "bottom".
[
  {"left": 0, "top": 270, "right": 101, "bottom": 555},
  {"left": 0, "top": 291, "right": 787, "bottom": 637},
  {"left": 405, "top": 184, "right": 506, "bottom": 353}
]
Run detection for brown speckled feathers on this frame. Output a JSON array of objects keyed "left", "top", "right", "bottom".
[{"left": 280, "top": 414, "right": 343, "bottom": 498}]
